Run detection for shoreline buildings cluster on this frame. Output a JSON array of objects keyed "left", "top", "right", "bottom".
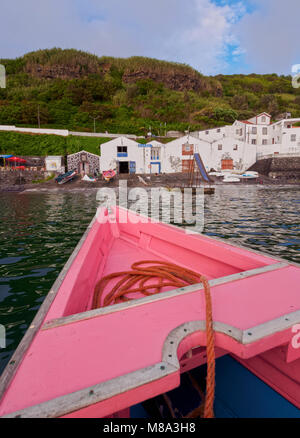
[
  {"left": 100, "top": 113, "right": 300, "bottom": 175},
  {"left": 1, "top": 112, "right": 300, "bottom": 176}
]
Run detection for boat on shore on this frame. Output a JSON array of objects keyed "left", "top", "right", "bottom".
[
  {"left": 241, "top": 171, "right": 259, "bottom": 180},
  {"left": 0, "top": 206, "right": 299, "bottom": 418},
  {"left": 223, "top": 175, "right": 241, "bottom": 183},
  {"left": 55, "top": 170, "right": 77, "bottom": 185},
  {"left": 102, "top": 169, "right": 116, "bottom": 182}
]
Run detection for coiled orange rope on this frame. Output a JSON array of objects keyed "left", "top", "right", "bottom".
[{"left": 92, "top": 260, "right": 215, "bottom": 418}]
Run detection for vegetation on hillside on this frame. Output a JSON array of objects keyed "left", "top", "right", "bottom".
[
  {"left": 0, "top": 131, "right": 111, "bottom": 156},
  {"left": 0, "top": 48, "right": 299, "bottom": 139}
]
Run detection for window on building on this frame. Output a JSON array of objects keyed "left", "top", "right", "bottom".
[
  {"left": 252, "top": 127, "right": 257, "bottom": 134},
  {"left": 217, "top": 129, "right": 221, "bottom": 133},
  {"left": 262, "top": 139, "right": 268, "bottom": 145},
  {"left": 251, "top": 139, "right": 257, "bottom": 145},
  {"left": 117, "top": 146, "right": 127, "bottom": 153},
  {"left": 151, "top": 148, "right": 160, "bottom": 160},
  {"left": 205, "top": 131, "right": 209, "bottom": 135},
  {"left": 262, "top": 127, "right": 268, "bottom": 135},
  {"left": 291, "top": 134, "right": 297, "bottom": 142},
  {"left": 218, "top": 144, "right": 222, "bottom": 150},
  {"left": 182, "top": 144, "right": 194, "bottom": 155},
  {"left": 289, "top": 147, "right": 297, "bottom": 153},
  {"left": 233, "top": 145, "right": 238, "bottom": 150},
  {"left": 261, "top": 116, "right": 266, "bottom": 122}
]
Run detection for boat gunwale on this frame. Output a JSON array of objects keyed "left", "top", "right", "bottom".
[
  {"left": 42, "top": 261, "right": 289, "bottom": 335},
  {"left": 2, "top": 313, "right": 300, "bottom": 419},
  {"left": 0, "top": 206, "right": 300, "bottom": 416}
]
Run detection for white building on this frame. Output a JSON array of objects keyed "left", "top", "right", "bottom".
[
  {"left": 99, "top": 113, "right": 300, "bottom": 175},
  {"left": 100, "top": 137, "right": 167, "bottom": 175},
  {"left": 45, "top": 156, "right": 65, "bottom": 173}
]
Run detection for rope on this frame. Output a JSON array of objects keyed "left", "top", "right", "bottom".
[{"left": 92, "top": 260, "right": 215, "bottom": 418}]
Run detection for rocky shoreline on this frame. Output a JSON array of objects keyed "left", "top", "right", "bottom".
[{"left": 1, "top": 171, "right": 300, "bottom": 193}]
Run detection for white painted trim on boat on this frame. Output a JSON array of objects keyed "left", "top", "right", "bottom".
[
  {"left": 241, "top": 309, "right": 300, "bottom": 344},
  {"left": 1, "top": 362, "right": 177, "bottom": 418},
  {"left": 42, "top": 262, "right": 288, "bottom": 331}
]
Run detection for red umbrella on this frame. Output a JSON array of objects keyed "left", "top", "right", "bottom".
[
  {"left": 7, "top": 157, "right": 26, "bottom": 169},
  {"left": 7, "top": 157, "right": 26, "bottom": 162}
]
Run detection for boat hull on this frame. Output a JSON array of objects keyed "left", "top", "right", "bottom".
[{"left": 0, "top": 206, "right": 300, "bottom": 418}]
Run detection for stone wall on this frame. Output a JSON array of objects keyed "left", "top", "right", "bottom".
[
  {"left": 249, "top": 156, "right": 300, "bottom": 178},
  {"left": 0, "top": 169, "right": 49, "bottom": 188},
  {"left": 67, "top": 151, "right": 100, "bottom": 174}
]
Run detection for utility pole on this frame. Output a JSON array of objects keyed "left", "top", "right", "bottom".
[
  {"left": 37, "top": 105, "right": 41, "bottom": 129},
  {"left": 89, "top": 115, "right": 101, "bottom": 133}
]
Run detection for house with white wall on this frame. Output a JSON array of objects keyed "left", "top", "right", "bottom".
[
  {"left": 100, "top": 137, "right": 157, "bottom": 174},
  {"left": 162, "top": 135, "right": 256, "bottom": 173},
  {"left": 100, "top": 113, "right": 300, "bottom": 175},
  {"left": 100, "top": 134, "right": 255, "bottom": 174}
]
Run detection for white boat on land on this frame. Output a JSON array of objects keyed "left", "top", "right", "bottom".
[
  {"left": 241, "top": 171, "right": 259, "bottom": 179},
  {"left": 208, "top": 172, "right": 223, "bottom": 177},
  {"left": 223, "top": 175, "right": 240, "bottom": 183}
]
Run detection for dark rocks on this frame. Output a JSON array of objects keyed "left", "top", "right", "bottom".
[
  {"left": 122, "top": 69, "right": 223, "bottom": 95},
  {"left": 249, "top": 157, "right": 300, "bottom": 179}
]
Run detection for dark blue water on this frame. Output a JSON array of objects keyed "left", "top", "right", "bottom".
[{"left": 0, "top": 185, "right": 299, "bottom": 375}]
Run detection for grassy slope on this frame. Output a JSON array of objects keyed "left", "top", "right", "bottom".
[{"left": 0, "top": 131, "right": 111, "bottom": 156}]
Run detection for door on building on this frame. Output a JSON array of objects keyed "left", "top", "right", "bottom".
[
  {"left": 182, "top": 159, "right": 194, "bottom": 173},
  {"left": 129, "top": 161, "right": 136, "bottom": 174},
  {"left": 221, "top": 159, "right": 233, "bottom": 170},
  {"left": 150, "top": 163, "right": 161, "bottom": 174},
  {"left": 80, "top": 161, "right": 89, "bottom": 174},
  {"left": 119, "top": 161, "right": 129, "bottom": 174}
]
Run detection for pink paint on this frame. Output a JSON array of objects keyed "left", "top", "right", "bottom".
[{"left": 0, "top": 206, "right": 299, "bottom": 417}]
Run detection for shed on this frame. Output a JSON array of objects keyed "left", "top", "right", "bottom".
[
  {"left": 45, "top": 156, "right": 65, "bottom": 173},
  {"left": 67, "top": 150, "right": 100, "bottom": 176}
]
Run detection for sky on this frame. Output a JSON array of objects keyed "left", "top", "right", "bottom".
[{"left": 0, "top": 0, "right": 299, "bottom": 76}]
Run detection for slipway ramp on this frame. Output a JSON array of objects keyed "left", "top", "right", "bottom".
[{"left": 194, "top": 153, "right": 211, "bottom": 183}]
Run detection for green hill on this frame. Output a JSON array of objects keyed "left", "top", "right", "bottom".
[{"left": 0, "top": 48, "right": 299, "bottom": 137}]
